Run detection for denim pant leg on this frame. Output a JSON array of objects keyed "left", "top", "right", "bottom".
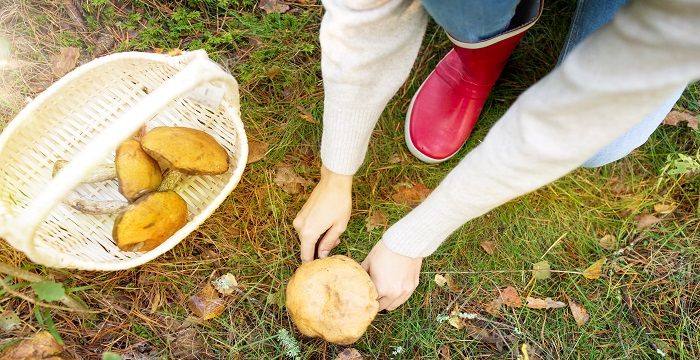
[
  {"left": 559, "top": 0, "right": 686, "bottom": 168},
  {"left": 421, "top": 0, "right": 521, "bottom": 42}
]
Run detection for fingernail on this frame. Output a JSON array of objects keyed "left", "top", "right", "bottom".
[{"left": 319, "top": 250, "right": 330, "bottom": 258}]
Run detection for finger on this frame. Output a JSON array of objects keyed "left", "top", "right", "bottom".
[
  {"left": 361, "top": 257, "right": 370, "bottom": 271},
  {"left": 316, "top": 225, "right": 344, "bottom": 258},
  {"left": 385, "top": 291, "right": 411, "bottom": 311},
  {"left": 299, "top": 229, "right": 323, "bottom": 263},
  {"left": 378, "top": 296, "right": 394, "bottom": 311}
]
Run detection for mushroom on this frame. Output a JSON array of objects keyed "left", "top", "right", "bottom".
[
  {"left": 53, "top": 160, "right": 116, "bottom": 183},
  {"left": 115, "top": 139, "right": 162, "bottom": 202},
  {"left": 141, "top": 126, "right": 229, "bottom": 175},
  {"left": 285, "top": 255, "right": 379, "bottom": 345},
  {"left": 113, "top": 190, "right": 188, "bottom": 251}
]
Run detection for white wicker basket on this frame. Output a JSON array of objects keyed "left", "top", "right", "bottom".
[{"left": 0, "top": 50, "right": 248, "bottom": 270}]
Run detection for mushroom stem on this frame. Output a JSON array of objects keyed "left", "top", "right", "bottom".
[
  {"left": 63, "top": 193, "right": 128, "bottom": 215},
  {"left": 158, "top": 169, "right": 183, "bottom": 191},
  {"left": 53, "top": 160, "right": 116, "bottom": 183}
]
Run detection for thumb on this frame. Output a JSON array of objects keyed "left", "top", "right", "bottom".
[{"left": 361, "top": 257, "right": 370, "bottom": 272}]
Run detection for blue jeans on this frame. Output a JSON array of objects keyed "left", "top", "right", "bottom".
[{"left": 421, "top": 0, "right": 686, "bottom": 167}]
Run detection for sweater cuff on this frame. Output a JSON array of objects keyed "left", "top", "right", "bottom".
[
  {"left": 320, "top": 102, "right": 385, "bottom": 176},
  {"left": 382, "top": 191, "right": 467, "bottom": 258}
]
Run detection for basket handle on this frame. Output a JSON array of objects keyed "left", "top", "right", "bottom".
[{"left": 13, "top": 50, "right": 239, "bottom": 261}]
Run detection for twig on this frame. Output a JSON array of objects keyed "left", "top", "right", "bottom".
[
  {"left": 0, "top": 280, "right": 98, "bottom": 313},
  {"left": 0, "top": 261, "right": 90, "bottom": 312},
  {"left": 620, "top": 285, "right": 666, "bottom": 357}
]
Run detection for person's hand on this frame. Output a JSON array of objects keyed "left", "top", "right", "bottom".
[
  {"left": 362, "top": 240, "right": 422, "bottom": 311},
  {"left": 293, "top": 165, "right": 352, "bottom": 262}
]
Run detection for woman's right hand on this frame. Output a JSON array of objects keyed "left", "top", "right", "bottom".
[{"left": 293, "top": 165, "right": 353, "bottom": 262}]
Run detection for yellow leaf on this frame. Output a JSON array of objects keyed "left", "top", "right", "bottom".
[
  {"left": 598, "top": 234, "right": 616, "bottom": 251},
  {"left": 653, "top": 203, "right": 676, "bottom": 214},
  {"left": 525, "top": 296, "right": 567, "bottom": 309},
  {"left": 188, "top": 284, "right": 226, "bottom": 320},
  {"left": 582, "top": 258, "right": 606, "bottom": 280},
  {"left": 532, "top": 261, "right": 551, "bottom": 280},
  {"left": 434, "top": 274, "right": 447, "bottom": 288},
  {"left": 447, "top": 315, "right": 464, "bottom": 329}
]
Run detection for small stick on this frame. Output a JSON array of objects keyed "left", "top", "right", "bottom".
[{"left": 620, "top": 285, "right": 666, "bottom": 357}]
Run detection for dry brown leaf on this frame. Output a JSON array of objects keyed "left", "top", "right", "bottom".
[
  {"left": 607, "top": 176, "right": 630, "bottom": 195},
  {"left": 444, "top": 274, "right": 460, "bottom": 292},
  {"left": 653, "top": 203, "right": 676, "bottom": 214},
  {"left": 483, "top": 298, "right": 501, "bottom": 316},
  {"left": 480, "top": 240, "right": 496, "bottom": 255},
  {"left": 438, "top": 345, "right": 451, "bottom": 359},
  {"left": 365, "top": 210, "right": 388, "bottom": 232},
  {"left": 663, "top": 110, "right": 699, "bottom": 130},
  {"left": 334, "top": 348, "right": 363, "bottom": 360},
  {"left": 567, "top": 297, "right": 589, "bottom": 326},
  {"left": 525, "top": 297, "right": 566, "bottom": 310},
  {"left": 532, "top": 260, "right": 551, "bottom": 280},
  {"left": 296, "top": 105, "right": 318, "bottom": 124},
  {"left": 51, "top": 47, "right": 80, "bottom": 77},
  {"left": 188, "top": 284, "right": 226, "bottom": 320},
  {"left": 273, "top": 166, "right": 312, "bottom": 194},
  {"left": 582, "top": 258, "right": 606, "bottom": 280},
  {"left": 0, "top": 330, "right": 63, "bottom": 359},
  {"left": 434, "top": 274, "right": 447, "bottom": 288},
  {"left": 635, "top": 213, "right": 661, "bottom": 230},
  {"left": 599, "top": 234, "right": 616, "bottom": 251},
  {"left": 499, "top": 286, "right": 522, "bottom": 308},
  {"left": 447, "top": 314, "right": 464, "bottom": 330},
  {"left": 259, "top": 0, "right": 290, "bottom": 13},
  {"left": 247, "top": 141, "right": 269, "bottom": 164},
  {"left": 463, "top": 322, "right": 512, "bottom": 351},
  {"left": 392, "top": 183, "right": 431, "bottom": 206}
]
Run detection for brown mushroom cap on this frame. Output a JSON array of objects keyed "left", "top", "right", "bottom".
[
  {"left": 141, "top": 127, "right": 229, "bottom": 175},
  {"left": 285, "top": 255, "right": 379, "bottom": 345},
  {"left": 113, "top": 191, "right": 188, "bottom": 251},
  {"left": 116, "top": 139, "right": 162, "bottom": 202}
]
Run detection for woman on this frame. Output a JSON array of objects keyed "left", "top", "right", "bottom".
[{"left": 293, "top": 0, "right": 698, "bottom": 311}]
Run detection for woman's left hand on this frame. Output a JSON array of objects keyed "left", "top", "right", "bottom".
[{"left": 361, "top": 240, "right": 423, "bottom": 311}]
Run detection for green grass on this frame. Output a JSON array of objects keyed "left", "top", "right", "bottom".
[{"left": 1, "top": 0, "right": 699, "bottom": 358}]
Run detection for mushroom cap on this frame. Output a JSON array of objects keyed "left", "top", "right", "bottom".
[
  {"left": 141, "top": 127, "right": 229, "bottom": 175},
  {"left": 285, "top": 255, "right": 379, "bottom": 345},
  {"left": 113, "top": 191, "right": 188, "bottom": 251},
  {"left": 116, "top": 139, "right": 162, "bottom": 202}
]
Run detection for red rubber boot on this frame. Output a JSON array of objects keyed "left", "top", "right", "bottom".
[{"left": 405, "top": 1, "right": 542, "bottom": 163}]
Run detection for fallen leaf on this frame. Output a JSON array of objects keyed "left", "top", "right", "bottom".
[
  {"left": 437, "top": 345, "right": 451, "bottom": 359},
  {"left": 582, "top": 258, "right": 606, "bottom": 280},
  {"left": 0, "top": 330, "right": 63, "bottom": 359},
  {"left": 447, "top": 314, "right": 464, "bottom": 330},
  {"left": 499, "top": 286, "right": 522, "bottom": 308},
  {"left": 653, "top": 203, "right": 676, "bottom": 214},
  {"left": 188, "top": 284, "right": 226, "bottom": 320},
  {"left": 434, "top": 274, "right": 447, "bottom": 288},
  {"left": 247, "top": 141, "right": 269, "bottom": 164},
  {"left": 212, "top": 273, "right": 239, "bottom": 295},
  {"left": 444, "top": 274, "right": 460, "bottom": 292},
  {"left": 259, "top": 0, "right": 290, "bottom": 13},
  {"left": 525, "top": 297, "right": 566, "bottom": 309},
  {"left": 599, "top": 234, "right": 617, "bottom": 251},
  {"left": 480, "top": 241, "right": 496, "bottom": 255},
  {"left": 266, "top": 289, "right": 285, "bottom": 308},
  {"left": 392, "top": 183, "right": 431, "bottom": 206},
  {"left": 273, "top": 166, "right": 312, "bottom": 194},
  {"left": 532, "top": 260, "right": 551, "bottom": 280},
  {"left": 296, "top": 105, "right": 318, "bottom": 124},
  {"left": 388, "top": 153, "right": 403, "bottom": 164},
  {"left": 365, "top": 210, "right": 388, "bottom": 232},
  {"left": 483, "top": 298, "right": 501, "bottom": 316},
  {"left": 51, "top": 47, "right": 80, "bottom": 77},
  {"left": 635, "top": 213, "right": 661, "bottom": 230},
  {"left": 0, "top": 310, "right": 21, "bottom": 331},
  {"left": 266, "top": 65, "right": 282, "bottom": 79},
  {"left": 31, "top": 281, "right": 65, "bottom": 302},
  {"left": 334, "top": 348, "right": 363, "bottom": 360},
  {"left": 567, "top": 297, "right": 589, "bottom": 326},
  {"left": 463, "top": 322, "right": 512, "bottom": 352},
  {"left": 607, "top": 176, "right": 630, "bottom": 195},
  {"left": 167, "top": 48, "right": 183, "bottom": 56},
  {"left": 663, "top": 110, "right": 699, "bottom": 130}
]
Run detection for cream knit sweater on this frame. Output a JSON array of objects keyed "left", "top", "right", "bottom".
[{"left": 319, "top": 0, "right": 700, "bottom": 258}]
